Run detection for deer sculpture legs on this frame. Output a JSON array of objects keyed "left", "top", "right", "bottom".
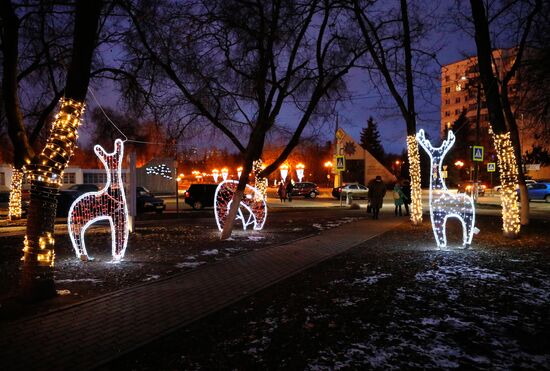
[
  {"left": 417, "top": 129, "right": 477, "bottom": 249},
  {"left": 68, "top": 139, "right": 129, "bottom": 261}
]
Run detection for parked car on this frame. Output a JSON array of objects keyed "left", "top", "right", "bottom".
[
  {"left": 494, "top": 179, "right": 536, "bottom": 192},
  {"left": 57, "top": 184, "right": 99, "bottom": 217},
  {"left": 518, "top": 182, "right": 550, "bottom": 202},
  {"left": 332, "top": 183, "right": 369, "bottom": 200},
  {"left": 290, "top": 182, "right": 320, "bottom": 199},
  {"left": 457, "top": 181, "right": 486, "bottom": 196},
  {"left": 136, "top": 186, "right": 166, "bottom": 213},
  {"left": 185, "top": 183, "right": 219, "bottom": 210}
]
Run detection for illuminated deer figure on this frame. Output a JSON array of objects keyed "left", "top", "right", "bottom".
[
  {"left": 416, "top": 129, "right": 475, "bottom": 248},
  {"left": 68, "top": 139, "right": 129, "bottom": 261},
  {"left": 214, "top": 180, "right": 267, "bottom": 232}
]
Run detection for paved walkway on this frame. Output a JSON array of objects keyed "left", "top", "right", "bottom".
[{"left": 0, "top": 217, "right": 402, "bottom": 370}]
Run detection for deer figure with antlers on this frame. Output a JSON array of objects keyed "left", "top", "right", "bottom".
[
  {"left": 416, "top": 129, "right": 475, "bottom": 248},
  {"left": 68, "top": 139, "right": 129, "bottom": 261}
]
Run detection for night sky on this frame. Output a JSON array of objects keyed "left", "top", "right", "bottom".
[{"left": 90, "top": 1, "right": 477, "bottom": 156}]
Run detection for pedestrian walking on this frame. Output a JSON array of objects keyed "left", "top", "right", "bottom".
[
  {"left": 277, "top": 182, "right": 286, "bottom": 202},
  {"left": 368, "top": 175, "right": 386, "bottom": 220},
  {"left": 393, "top": 183, "right": 407, "bottom": 216},
  {"left": 286, "top": 179, "right": 294, "bottom": 202},
  {"left": 401, "top": 179, "right": 411, "bottom": 216}
]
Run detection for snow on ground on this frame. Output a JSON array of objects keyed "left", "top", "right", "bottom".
[
  {"left": 201, "top": 249, "right": 219, "bottom": 256},
  {"left": 55, "top": 278, "right": 103, "bottom": 284},
  {"left": 175, "top": 261, "right": 206, "bottom": 269}
]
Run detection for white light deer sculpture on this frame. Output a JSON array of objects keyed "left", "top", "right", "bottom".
[
  {"left": 416, "top": 129, "right": 475, "bottom": 248},
  {"left": 68, "top": 139, "right": 129, "bottom": 261}
]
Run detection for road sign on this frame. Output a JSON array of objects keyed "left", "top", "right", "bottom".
[
  {"left": 487, "top": 162, "right": 496, "bottom": 172},
  {"left": 473, "top": 146, "right": 484, "bottom": 162},
  {"left": 335, "top": 155, "right": 346, "bottom": 171},
  {"left": 441, "top": 170, "right": 448, "bottom": 178},
  {"left": 336, "top": 128, "right": 345, "bottom": 140}
]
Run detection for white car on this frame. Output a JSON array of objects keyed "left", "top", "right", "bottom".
[
  {"left": 493, "top": 179, "right": 536, "bottom": 192},
  {"left": 332, "top": 183, "right": 369, "bottom": 199}
]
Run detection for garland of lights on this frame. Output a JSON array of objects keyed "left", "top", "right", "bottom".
[
  {"left": 416, "top": 129, "right": 476, "bottom": 248},
  {"left": 8, "top": 167, "right": 23, "bottom": 220},
  {"left": 253, "top": 159, "right": 268, "bottom": 199},
  {"left": 68, "top": 139, "right": 129, "bottom": 261},
  {"left": 214, "top": 180, "right": 267, "bottom": 231},
  {"left": 146, "top": 163, "right": 172, "bottom": 179},
  {"left": 489, "top": 128, "right": 520, "bottom": 236},
  {"left": 406, "top": 135, "right": 423, "bottom": 224},
  {"left": 22, "top": 98, "right": 85, "bottom": 267}
]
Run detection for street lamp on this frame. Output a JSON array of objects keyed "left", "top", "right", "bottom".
[
  {"left": 237, "top": 166, "right": 243, "bottom": 179},
  {"left": 280, "top": 164, "right": 289, "bottom": 182},
  {"left": 324, "top": 161, "right": 333, "bottom": 187},
  {"left": 212, "top": 169, "right": 219, "bottom": 183},
  {"left": 454, "top": 160, "right": 464, "bottom": 168},
  {"left": 296, "top": 163, "right": 305, "bottom": 182},
  {"left": 221, "top": 167, "right": 229, "bottom": 181}
]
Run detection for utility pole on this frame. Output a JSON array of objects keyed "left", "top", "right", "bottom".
[{"left": 474, "top": 83, "right": 481, "bottom": 200}]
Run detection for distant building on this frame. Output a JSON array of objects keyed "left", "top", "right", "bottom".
[
  {"left": 333, "top": 128, "right": 396, "bottom": 187},
  {"left": 441, "top": 48, "right": 549, "bottom": 180}
]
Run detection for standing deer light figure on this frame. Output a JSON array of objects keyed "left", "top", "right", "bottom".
[
  {"left": 68, "top": 139, "right": 129, "bottom": 261},
  {"left": 416, "top": 130, "right": 476, "bottom": 248}
]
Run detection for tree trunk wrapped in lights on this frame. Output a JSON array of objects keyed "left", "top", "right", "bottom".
[
  {"left": 490, "top": 129, "right": 520, "bottom": 237},
  {"left": 21, "top": 98, "right": 85, "bottom": 299},
  {"left": 8, "top": 167, "right": 23, "bottom": 220},
  {"left": 406, "top": 136, "right": 423, "bottom": 225}
]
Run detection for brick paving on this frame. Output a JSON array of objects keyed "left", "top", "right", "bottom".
[{"left": 0, "top": 217, "right": 402, "bottom": 370}]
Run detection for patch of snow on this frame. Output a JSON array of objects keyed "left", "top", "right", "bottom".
[
  {"left": 175, "top": 261, "right": 206, "bottom": 269},
  {"left": 56, "top": 278, "right": 103, "bottom": 284},
  {"left": 313, "top": 223, "right": 324, "bottom": 230},
  {"left": 185, "top": 255, "right": 197, "bottom": 260},
  {"left": 248, "top": 236, "right": 265, "bottom": 241},
  {"left": 201, "top": 249, "right": 219, "bottom": 256},
  {"left": 142, "top": 274, "right": 160, "bottom": 282},
  {"left": 224, "top": 247, "right": 243, "bottom": 253},
  {"left": 416, "top": 265, "right": 506, "bottom": 282},
  {"left": 353, "top": 273, "right": 391, "bottom": 286}
]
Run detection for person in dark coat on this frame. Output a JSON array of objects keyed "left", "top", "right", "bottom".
[
  {"left": 401, "top": 179, "right": 411, "bottom": 216},
  {"left": 277, "top": 182, "right": 286, "bottom": 202},
  {"left": 285, "top": 179, "right": 294, "bottom": 202},
  {"left": 368, "top": 175, "right": 386, "bottom": 219}
]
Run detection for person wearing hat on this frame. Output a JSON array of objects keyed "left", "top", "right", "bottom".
[{"left": 368, "top": 175, "right": 386, "bottom": 220}]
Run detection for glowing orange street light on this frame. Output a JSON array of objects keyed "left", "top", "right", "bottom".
[
  {"left": 324, "top": 161, "right": 332, "bottom": 168},
  {"left": 221, "top": 167, "right": 229, "bottom": 181},
  {"left": 296, "top": 163, "right": 305, "bottom": 182},
  {"left": 454, "top": 160, "right": 465, "bottom": 168},
  {"left": 237, "top": 166, "right": 243, "bottom": 179},
  {"left": 212, "top": 169, "right": 219, "bottom": 182}
]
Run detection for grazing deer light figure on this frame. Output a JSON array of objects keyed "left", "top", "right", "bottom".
[
  {"left": 416, "top": 130, "right": 475, "bottom": 248},
  {"left": 214, "top": 180, "right": 267, "bottom": 232},
  {"left": 68, "top": 139, "right": 129, "bottom": 261}
]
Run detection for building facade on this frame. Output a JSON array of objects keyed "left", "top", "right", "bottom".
[{"left": 441, "top": 48, "right": 550, "bottom": 181}]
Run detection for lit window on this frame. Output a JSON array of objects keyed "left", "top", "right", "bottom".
[{"left": 455, "top": 84, "right": 462, "bottom": 91}]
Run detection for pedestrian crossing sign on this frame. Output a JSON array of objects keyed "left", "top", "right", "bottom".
[
  {"left": 487, "top": 162, "right": 496, "bottom": 172},
  {"left": 473, "top": 146, "right": 484, "bottom": 162},
  {"left": 335, "top": 155, "right": 345, "bottom": 171}
]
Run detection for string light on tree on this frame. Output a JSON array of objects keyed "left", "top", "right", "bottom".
[
  {"left": 489, "top": 128, "right": 520, "bottom": 237},
  {"left": 416, "top": 130, "right": 476, "bottom": 248},
  {"left": 68, "top": 139, "right": 129, "bottom": 262},
  {"left": 212, "top": 169, "right": 219, "bottom": 182},
  {"left": 22, "top": 97, "right": 85, "bottom": 267},
  {"left": 146, "top": 163, "right": 172, "bottom": 179},
  {"left": 8, "top": 167, "right": 24, "bottom": 220},
  {"left": 406, "top": 135, "right": 423, "bottom": 224},
  {"left": 296, "top": 163, "right": 305, "bottom": 182},
  {"left": 214, "top": 180, "right": 267, "bottom": 232},
  {"left": 253, "top": 159, "right": 268, "bottom": 199}
]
